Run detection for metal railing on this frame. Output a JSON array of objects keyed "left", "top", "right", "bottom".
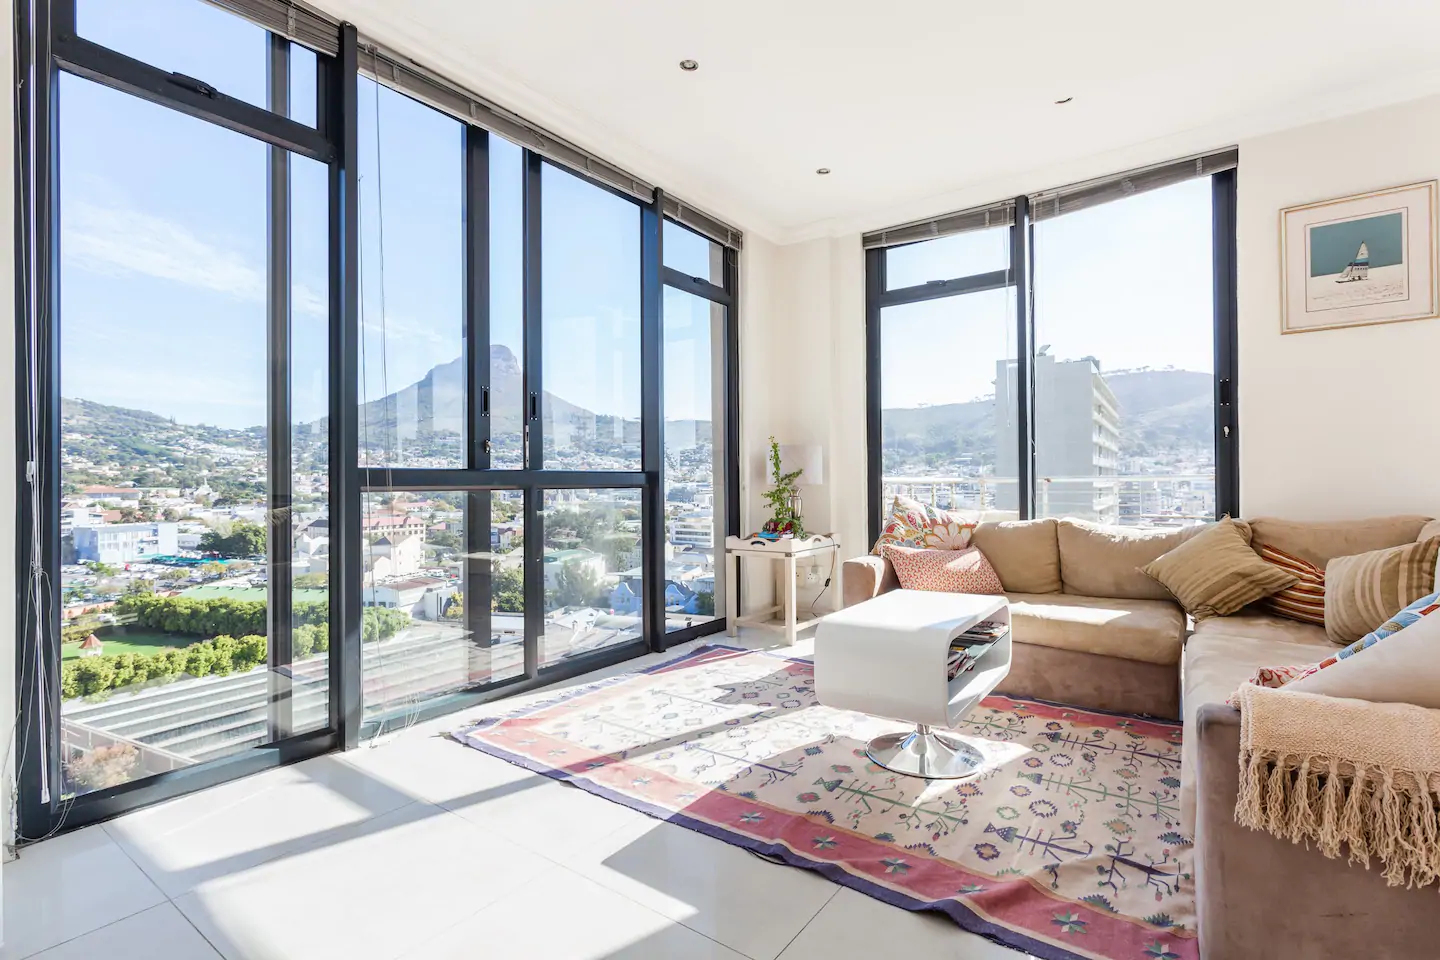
[{"left": 882, "top": 473, "right": 1216, "bottom": 527}]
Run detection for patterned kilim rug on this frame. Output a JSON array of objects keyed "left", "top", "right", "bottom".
[{"left": 452, "top": 645, "right": 1196, "bottom": 960}]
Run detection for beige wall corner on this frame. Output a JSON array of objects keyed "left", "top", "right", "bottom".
[{"left": 1236, "top": 93, "right": 1440, "bottom": 520}]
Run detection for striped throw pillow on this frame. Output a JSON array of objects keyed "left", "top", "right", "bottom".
[
  {"left": 1258, "top": 543, "right": 1325, "bottom": 625},
  {"left": 1141, "top": 517, "right": 1299, "bottom": 619},
  {"left": 1324, "top": 538, "right": 1440, "bottom": 644}
]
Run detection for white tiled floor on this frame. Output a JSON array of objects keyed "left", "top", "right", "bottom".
[{"left": 2, "top": 632, "right": 1034, "bottom": 960}]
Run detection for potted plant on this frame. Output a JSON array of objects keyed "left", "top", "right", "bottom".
[{"left": 760, "top": 436, "right": 805, "bottom": 539}]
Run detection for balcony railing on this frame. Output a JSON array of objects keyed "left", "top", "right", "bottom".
[{"left": 882, "top": 473, "right": 1216, "bottom": 527}]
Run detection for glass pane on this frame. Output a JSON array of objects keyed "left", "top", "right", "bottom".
[
  {"left": 361, "top": 491, "right": 524, "bottom": 724},
  {"left": 541, "top": 163, "right": 642, "bottom": 470},
  {"left": 357, "top": 79, "right": 466, "bottom": 468},
  {"left": 288, "top": 153, "right": 331, "bottom": 735},
  {"left": 664, "top": 219, "right": 723, "bottom": 284},
  {"left": 57, "top": 75, "right": 276, "bottom": 794},
  {"left": 663, "top": 287, "right": 725, "bottom": 632},
  {"left": 77, "top": 0, "right": 317, "bottom": 125},
  {"left": 879, "top": 289, "right": 1019, "bottom": 522},
  {"left": 885, "top": 226, "right": 1009, "bottom": 290},
  {"left": 540, "top": 490, "right": 643, "bottom": 666},
  {"left": 289, "top": 45, "right": 318, "bottom": 128},
  {"left": 1032, "top": 178, "right": 1216, "bottom": 527},
  {"left": 489, "top": 135, "right": 525, "bottom": 468}
]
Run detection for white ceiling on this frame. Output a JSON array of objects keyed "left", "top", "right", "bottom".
[{"left": 310, "top": 0, "right": 1440, "bottom": 243}]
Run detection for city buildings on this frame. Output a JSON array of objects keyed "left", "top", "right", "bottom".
[
  {"left": 995, "top": 354, "right": 1122, "bottom": 523},
  {"left": 72, "top": 521, "right": 179, "bottom": 565}
]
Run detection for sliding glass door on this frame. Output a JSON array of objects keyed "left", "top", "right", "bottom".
[{"left": 18, "top": 0, "right": 741, "bottom": 838}]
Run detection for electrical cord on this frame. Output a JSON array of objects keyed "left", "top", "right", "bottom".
[{"left": 808, "top": 534, "right": 837, "bottom": 618}]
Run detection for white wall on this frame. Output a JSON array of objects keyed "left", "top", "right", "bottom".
[
  {"left": 747, "top": 94, "right": 1440, "bottom": 566},
  {"left": 1238, "top": 95, "right": 1440, "bottom": 519}
]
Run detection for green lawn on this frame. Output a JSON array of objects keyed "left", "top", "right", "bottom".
[{"left": 61, "top": 629, "right": 181, "bottom": 661}]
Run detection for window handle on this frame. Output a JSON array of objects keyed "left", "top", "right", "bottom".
[
  {"left": 168, "top": 72, "right": 218, "bottom": 98},
  {"left": 480, "top": 386, "right": 490, "bottom": 417},
  {"left": 528, "top": 392, "right": 538, "bottom": 420}
]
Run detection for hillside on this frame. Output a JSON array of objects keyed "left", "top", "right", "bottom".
[
  {"left": 61, "top": 398, "right": 265, "bottom": 493},
  {"left": 61, "top": 345, "right": 714, "bottom": 488},
  {"left": 880, "top": 368, "right": 1214, "bottom": 472}
]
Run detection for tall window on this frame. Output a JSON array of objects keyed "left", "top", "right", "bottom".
[
  {"left": 1031, "top": 179, "right": 1218, "bottom": 525},
  {"left": 867, "top": 157, "right": 1237, "bottom": 539},
  {"left": 662, "top": 221, "right": 734, "bottom": 631},
  {"left": 39, "top": 2, "right": 334, "bottom": 805},
  {"left": 20, "top": 0, "right": 742, "bottom": 840}
]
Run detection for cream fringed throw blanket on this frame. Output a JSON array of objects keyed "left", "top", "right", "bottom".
[{"left": 1234, "top": 683, "right": 1440, "bottom": 889}]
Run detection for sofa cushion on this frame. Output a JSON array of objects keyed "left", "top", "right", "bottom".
[
  {"left": 1179, "top": 614, "right": 1334, "bottom": 832},
  {"left": 970, "top": 518, "right": 1060, "bottom": 594},
  {"left": 881, "top": 544, "right": 1002, "bottom": 595},
  {"left": 1141, "top": 518, "right": 1294, "bottom": 620},
  {"left": 1288, "top": 602, "right": 1440, "bottom": 707},
  {"left": 1004, "top": 592, "right": 1184, "bottom": 666},
  {"left": 1057, "top": 519, "right": 1249, "bottom": 602},
  {"left": 1257, "top": 543, "right": 1326, "bottom": 625},
  {"left": 1248, "top": 515, "right": 1432, "bottom": 571},
  {"left": 1324, "top": 538, "right": 1440, "bottom": 644},
  {"left": 872, "top": 494, "right": 976, "bottom": 554}
]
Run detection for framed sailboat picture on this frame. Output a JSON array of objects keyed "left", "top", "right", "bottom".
[{"left": 1280, "top": 180, "right": 1438, "bottom": 334}]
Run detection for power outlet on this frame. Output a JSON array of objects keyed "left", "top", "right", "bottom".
[{"left": 799, "top": 567, "right": 822, "bottom": 586}]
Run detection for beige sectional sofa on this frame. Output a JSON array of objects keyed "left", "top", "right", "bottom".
[{"left": 841, "top": 513, "right": 1437, "bottom": 960}]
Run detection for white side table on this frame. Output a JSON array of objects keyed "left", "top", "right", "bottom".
[
  {"left": 815, "top": 589, "right": 1011, "bottom": 779},
  {"left": 723, "top": 534, "right": 839, "bottom": 646}
]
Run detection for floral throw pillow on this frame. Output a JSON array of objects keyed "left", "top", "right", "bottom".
[
  {"left": 871, "top": 495, "right": 977, "bottom": 555},
  {"left": 880, "top": 544, "right": 1003, "bottom": 595},
  {"left": 1228, "top": 591, "right": 1440, "bottom": 706}
]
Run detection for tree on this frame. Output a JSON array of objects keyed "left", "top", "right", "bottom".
[
  {"left": 694, "top": 591, "right": 715, "bottom": 616},
  {"left": 86, "top": 560, "right": 119, "bottom": 578},
  {"left": 553, "top": 562, "right": 599, "bottom": 609},
  {"left": 161, "top": 507, "right": 181, "bottom": 522},
  {"left": 200, "top": 520, "right": 266, "bottom": 558},
  {"left": 295, "top": 572, "right": 329, "bottom": 589},
  {"left": 492, "top": 565, "right": 524, "bottom": 613},
  {"left": 427, "top": 529, "right": 462, "bottom": 550}
]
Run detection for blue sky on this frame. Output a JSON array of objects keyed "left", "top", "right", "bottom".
[
  {"left": 881, "top": 177, "right": 1216, "bottom": 410},
  {"left": 61, "top": 0, "right": 717, "bottom": 431}
]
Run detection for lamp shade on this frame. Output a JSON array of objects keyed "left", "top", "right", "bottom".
[{"left": 778, "top": 444, "right": 824, "bottom": 486}]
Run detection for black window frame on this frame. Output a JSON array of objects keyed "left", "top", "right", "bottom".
[
  {"left": 866, "top": 172, "right": 1239, "bottom": 545},
  {"left": 14, "top": 0, "right": 742, "bottom": 839}
]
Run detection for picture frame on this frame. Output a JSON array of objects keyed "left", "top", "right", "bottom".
[{"left": 1279, "top": 180, "right": 1439, "bottom": 334}]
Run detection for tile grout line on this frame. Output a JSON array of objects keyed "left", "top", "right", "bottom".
[
  {"left": 9, "top": 901, "right": 173, "bottom": 960},
  {"left": 772, "top": 885, "right": 841, "bottom": 959},
  {"left": 170, "top": 901, "right": 228, "bottom": 960}
]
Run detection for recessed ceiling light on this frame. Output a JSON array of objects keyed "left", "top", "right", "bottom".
[
  {"left": 816, "top": 167, "right": 831, "bottom": 175},
  {"left": 679, "top": 59, "right": 699, "bottom": 72},
  {"left": 1054, "top": 97, "right": 1073, "bottom": 105}
]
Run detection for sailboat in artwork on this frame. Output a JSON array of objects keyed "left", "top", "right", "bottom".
[{"left": 1336, "top": 242, "right": 1370, "bottom": 282}]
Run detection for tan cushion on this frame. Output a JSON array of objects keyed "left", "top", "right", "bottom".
[
  {"left": 1003, "top": 592, "right": 1184, "bottom": 666},
  {"left": 1420, "top": 519, "right": 1440, "bottom": 543},
  {"left": 1288, "top": 607, "right": 1440, "bottom": 707},
  {"left": 1248, "top": 515, "right": 1432, "bottom": 571},
  {"left": 1141, "top": 518, "right": 1296, "bottom": 619},
  {"left": 1179, "top": 616, "right": 1335, "bottom": 831},
  {"left": 969, "top": 518, "right": 1060, "bottom": 594},
  {"left": 1323, "top": 538, "right": 1440, "bottom": 644},
  {"left": 1056, "top": 519, "right": 1245, "bottom": 601}
]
